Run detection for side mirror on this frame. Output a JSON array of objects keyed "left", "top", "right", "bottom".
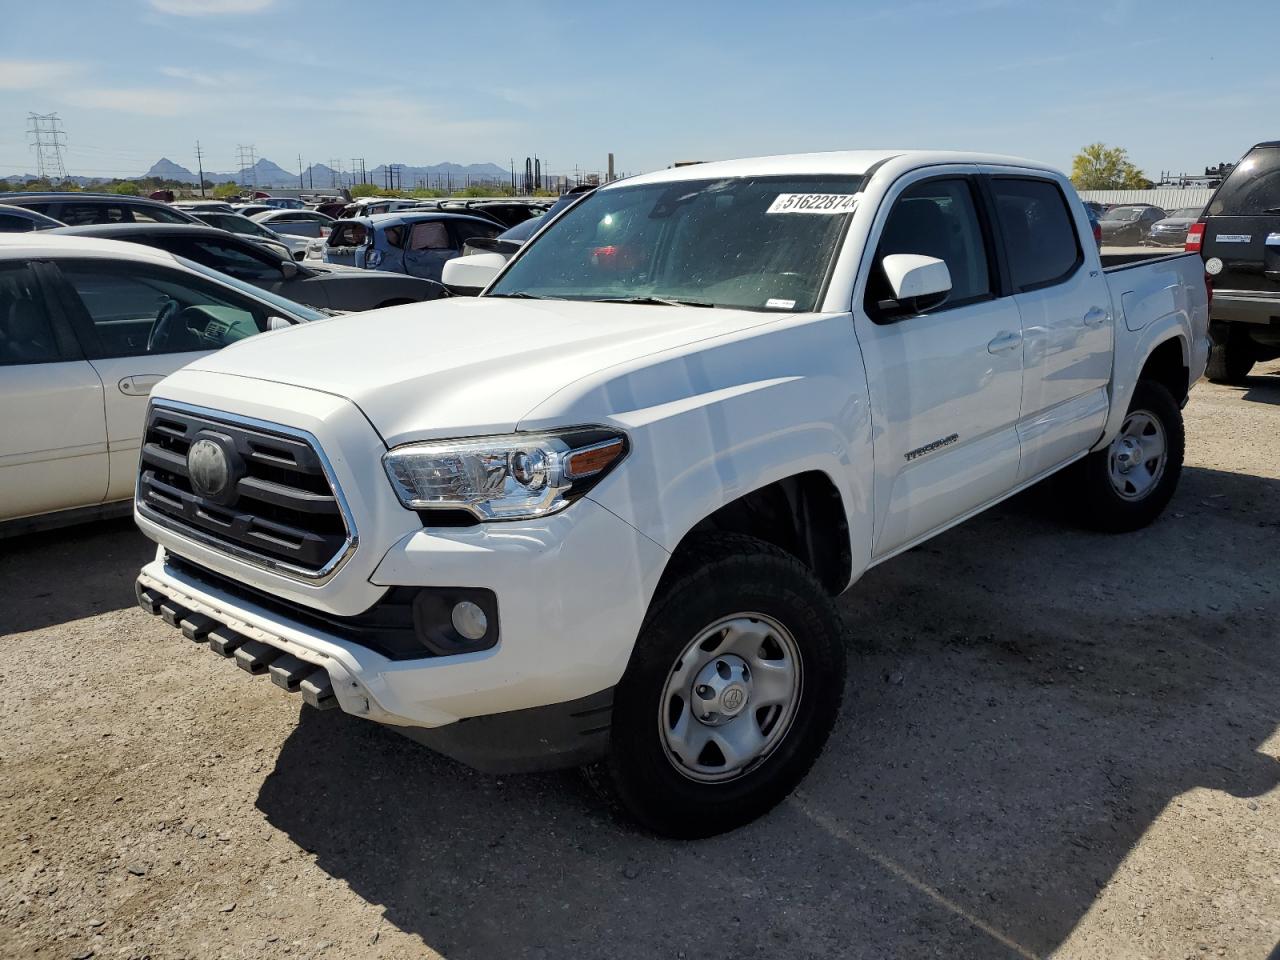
[
  {"left": 879, "top": 253, "right": 951, "bottom": 316},
  {"left": 441, "top": 252, "right": 507, "bottom": 295},
  {"left": 280, "top": 259, "right": 299, "bottom": 279}
]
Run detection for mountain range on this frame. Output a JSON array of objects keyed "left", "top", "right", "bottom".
[
  {"left": 2, "top": 156, "right": 512, "bottom": 189},
  {"left": 146, "top": 156, "right": 511, "bottom": 189}
]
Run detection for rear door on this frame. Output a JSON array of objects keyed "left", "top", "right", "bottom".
[
  {"left": 50, "top": 258, "right": 276, "bottom": 502},
  {"left": 984, "top": 173, "right": 1114, "bottom": 481},
  {"left": 1201, "top": 144, "right": 1280, "bottom": 298},
  {"left": 853, "top": 168, "right": 1025, "bottom": 557},
  {"left": 402, "top": 219, "right": 458, "bottom": 281},
  {"left": 0, "top": 261, "right": 109, "bottom": 521}
]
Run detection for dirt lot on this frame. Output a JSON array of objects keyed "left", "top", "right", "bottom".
[{"left": 2, "top": 364, "right": 1278, "bottom": 960}]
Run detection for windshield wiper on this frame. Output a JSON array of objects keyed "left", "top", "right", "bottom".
[
  {"left": 590, "top": 295, "right": 714, "bottom": 308},
  {"left": 486, "top": 291, "right": 556, "bottom": 300}
]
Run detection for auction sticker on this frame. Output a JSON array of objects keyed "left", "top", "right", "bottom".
[
  {"left": 1216, "top": 234, "right": 1251, "bottom": 243},
  {"left": 767, "top": 193, "right": 861, "bottom": 214}
]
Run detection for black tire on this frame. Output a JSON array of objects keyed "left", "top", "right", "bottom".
[
  {"left": 1205, "top": 328, "right": 1255, "bottom": 384},
  {"left": 1064, "top": 380, "right": 1184, "bottom": 533},
  {"left": 592, "top": 533, "right": 845, "bottom": 838}
]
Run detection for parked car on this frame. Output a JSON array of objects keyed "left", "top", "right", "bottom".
[
  {"left": 251, "top": 208, "right": 335, "bottom": 242},
  {"left": 188, "top": 210, "right": 298, "bottom": 261},
  {"left": 52, "top": 224, "right": 449, "bottom": 313},
  {"left": 256, "top": 197, "right": 305, "bottom": 210},
  {"left": 1, "top": 192, "right": 200, "bottom": 226},
  {"left": 1188, "top": 139, "right": 1280, "bottom": 383},
  {"left": 0, "top": 233, "right": 322, "bottom": 534},
  {"left": 1098, "top": 204, "right": 1166, "bottom": 245},
  {"left": 1082, "top": 200, "right": 1108, "bottom": 218},
  {"left": 1085, "top": 205, "right": 1103, "bottom": 247},
  {"left": 323, "top": 212, "right": 501, "bottom": 282},
  {"left": 1146, "top": 206, "right": 1204, "bottom": 247},
  {"left": 231, "top": 203, "right": 273, "bottom": 218},
  {"left": 131, "top": 149, "right": 1208, "bottom": 838},
  {"left": 0, "top": 203, "right": 64, "bottom": 233},
  {"left": 431, "top": 198, "right": 553, "bottom": 228},
  {"left": 446, "top": 188, "right": 596, "bottom": 293},
  {"left": 336, "top": 197, "right": 425, "bottom": 219}
]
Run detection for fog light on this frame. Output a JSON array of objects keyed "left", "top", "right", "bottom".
[{"left": 451, "top": 601, "right": 489, "bottom": 641}]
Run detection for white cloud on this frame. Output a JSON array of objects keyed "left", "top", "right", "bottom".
[
  {"left": 148, "top": 0, "right": 275, "bottom": 15},
  {"left": 64, "top": 87, "right": 198, "bottom": 117},
  {"left": 0, "top": 59, "right": 84, "bottom": 90}
]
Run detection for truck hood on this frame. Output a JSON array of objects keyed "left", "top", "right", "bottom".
[{"left": 183, "top": 297, "right": 786, "bottom": 445}]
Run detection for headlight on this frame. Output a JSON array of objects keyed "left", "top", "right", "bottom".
[{"left": 383, "top": 428, "right": 627, "bottom": 521}]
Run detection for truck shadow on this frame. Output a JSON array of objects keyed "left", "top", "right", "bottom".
[
  {"left": 257, "top": 464, "right": 1280, "bottom": 959},
  {"left": 0, "top": 516, "right": 153, "bottom": 635}
]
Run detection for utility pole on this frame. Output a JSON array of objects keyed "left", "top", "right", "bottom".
[
  {"left": 236, "top": 144, "right": 257, "bottom": 189},
  {"left": 297, "top": 154, "right": 305, "bottom": 190},
  {"left": 195, "top": 140, "right": 206, "bottom": 197},
  {"left": 27, "top": 113, "right": 68, "bottom": 184}
]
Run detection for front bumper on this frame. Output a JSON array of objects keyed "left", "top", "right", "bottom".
[{"left": 138, "top": 494, "right": 669, "bottom": 730}]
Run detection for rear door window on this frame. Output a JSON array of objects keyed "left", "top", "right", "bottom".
[
  {"left": 1206, "top": 146, "right": 1280, "bottom": 216},
  {"left": 408, "top": 221, "right": 453, "bottom": 250},
  {"left": 990, "top": 178, "right": 1082, "bottom": 291},
  {"left": 0, "top": 213, "right": 36, "bottom": 233},
  {"left": 452, "top": 220, "right": 502, "bottom": 245}
]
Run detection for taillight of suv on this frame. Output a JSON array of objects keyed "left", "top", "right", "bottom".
[{"left": 1185, "top": 221, "right": 1205, "bottom": 253}]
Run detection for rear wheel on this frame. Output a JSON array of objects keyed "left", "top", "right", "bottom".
[
  {"left": 1063, "top": 380, "right": 1184, "bottom": 532},
  {"left": 594, "top": 534, "right": 845, "bottom": 838},
  {"left": 1206, "top": 325, "right": 1256, "bottom": 384}
]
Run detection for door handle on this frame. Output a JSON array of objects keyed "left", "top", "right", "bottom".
[
  {"left": 987, "top": 330, "right": 1023, "bottom": 354},
  {"left": 118, "top": 375, "right": 164, "bottom": 397},
  {"left": 1083, "top": 307, "right": 1108, "bottom": 327}
]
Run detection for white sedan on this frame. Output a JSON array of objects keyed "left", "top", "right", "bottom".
[{"left": 0, "top": 233, "right": 323, "bottom": 535}]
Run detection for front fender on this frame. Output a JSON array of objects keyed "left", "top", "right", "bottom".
[{"left": 524, "top": 314, "right": 875, "bottom": 592}]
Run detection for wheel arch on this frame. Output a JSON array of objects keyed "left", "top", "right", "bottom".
[
  {"left": 665, "top": 470, "right": 854, "bottom": 596},
  {"left": 1139, "top": 334, "right": 1190, "bottom": 404}
]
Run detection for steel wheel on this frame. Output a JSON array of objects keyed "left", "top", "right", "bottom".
[
  {"left": 658, "top": 613, "right": 802, "bottom": 783},
  {"left": 1107, "top": 409, "right": 1167, "bottom": 501}
]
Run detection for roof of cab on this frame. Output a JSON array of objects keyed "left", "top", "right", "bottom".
[{"left": 613, "top": 149, "right": 1054, "bottom": 189}]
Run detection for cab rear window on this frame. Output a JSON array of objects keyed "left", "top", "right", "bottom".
[
  {"left": 1207, "top": 146, "right": 1280, "bottom": 216},
  {"left": 328, "top": 222, "right": 368, "bottom": 247}
]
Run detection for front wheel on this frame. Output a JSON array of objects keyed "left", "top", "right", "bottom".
[
  {"left": 1063, "top": 380, "right": 1184, "bottom": 533},
  {"left": 593, "top": 534, "right": 846, "bottom": 838}
]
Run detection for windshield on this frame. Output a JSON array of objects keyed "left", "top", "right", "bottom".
[
  {"left": 1171, "top": 207, "right": 1203, "bottom": 219},
  {"left": 176, "top": 256, "right": 327, "bottom": 322},
  {"left": 1102, "top": 206, "right": 1144, "bottom": 221},
  {"left": 488, "top": 175, "right": 864, "bottom": 312}
]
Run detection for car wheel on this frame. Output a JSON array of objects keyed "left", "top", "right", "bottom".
[
  {"left": 1205, "top": 327, "right": 1256, "bottom": 385},
  {"left": 591, "top": 533, "right": 845, "bottom": 838},
  {"left": 1063, "top": 380, "right": 1184, "bottom": 533}
]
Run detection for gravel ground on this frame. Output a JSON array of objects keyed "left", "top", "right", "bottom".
[{"left": 2, "top": 364, "right": 1278, "bottom": 960}]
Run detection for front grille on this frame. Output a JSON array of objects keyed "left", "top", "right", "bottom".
[{"left": 137, "top": 405, "right": 353, "bottom": 578}]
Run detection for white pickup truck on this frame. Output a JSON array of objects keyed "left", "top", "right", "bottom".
[{"left": 133, "top": 151, "right": 1209, "bottom": 837}]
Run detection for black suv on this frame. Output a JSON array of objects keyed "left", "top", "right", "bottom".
[
  {"left": 1193, "top": 141, "right": 1280, "bottom": 383},
  {"left": 1, "top": 192, "right": 199, "bottom": 226}
]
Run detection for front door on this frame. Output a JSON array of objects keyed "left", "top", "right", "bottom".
[{"left": 853, "top": 171, "right": 1025, "bottom": 558}]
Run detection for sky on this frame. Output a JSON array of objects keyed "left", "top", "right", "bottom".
[{"left": 0, "top": 0, "right": 1273, "bottom": 183}]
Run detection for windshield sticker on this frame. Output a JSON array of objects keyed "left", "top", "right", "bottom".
[
  {"left": 765, "top": 298, "right": 796, "bottom": 310},
  {"left": 1216, "top": 234, "right": 1251, "bottom": 243},
  {"left": 767, "top": 193, "right": 861, "bottom": 214}
]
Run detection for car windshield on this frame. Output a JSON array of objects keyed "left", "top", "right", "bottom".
[
  {"left": 1171, "top": 207, "right": 1203, "bottom": 219},
  {"left": 488, "top": 175, "right": 865, "bottom": 312},
  {"left": 1102, "top": 206, "right": 1144, "bottom": 221},
  {"left": 1207, "top": 147, "right": 1280, "bottom": 216},
  {"left": 175, "top": 256, "right": 327, "bottom": 322}
]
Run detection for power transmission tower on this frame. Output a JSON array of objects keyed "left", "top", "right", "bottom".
[
  {"left": 195, "top": 141, "right": 206, "bottom": 197},
  {"left": 27, "top": 113, "right": 68, "bottom": 183},
  {"left": 328, "top": 158, "right": 341, "bottom": 189},
  {"left": 236, "top": 144, "right": 257, "bottom": 188}
]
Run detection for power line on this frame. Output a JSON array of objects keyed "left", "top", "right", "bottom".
[{"left": 27, "top": 113, "right": 68, "bottom": 183}]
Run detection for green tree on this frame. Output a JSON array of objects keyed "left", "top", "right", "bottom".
[
  {"left": 1070, "top": 143, "right": 1149, "bottom": 190},
  {"left": 211, "top": 181, "right": 240, "bottom": 199},
  {"left": 111, "top": 181, "right": 141, "bottom": 196}
]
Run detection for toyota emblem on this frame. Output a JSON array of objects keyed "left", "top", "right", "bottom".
[{"left": 187, "top": 438, "right": 232, "bottom": 500}]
